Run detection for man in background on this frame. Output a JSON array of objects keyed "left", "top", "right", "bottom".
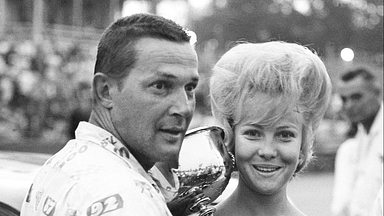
[{"left": 332, "top": 67, "right": 383, "bottom": 216}]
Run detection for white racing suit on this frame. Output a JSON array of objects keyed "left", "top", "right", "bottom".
[{"left": 20, "top": 122, "right": 172, "bottom": 216}]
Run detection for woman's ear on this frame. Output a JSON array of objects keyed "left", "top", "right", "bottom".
[
  {"left": 226, "top": 129, "right": 236, "bottom": 154},
  {"left": 93, "top": 72, "right": 114, "bottom": 109}
]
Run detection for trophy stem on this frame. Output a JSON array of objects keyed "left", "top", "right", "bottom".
[
  {"left": 199, "top": 205, "right": 216, "bottom": 216},
  {"left": 190, "top": 196, "right": 216, "bottom": 216}
]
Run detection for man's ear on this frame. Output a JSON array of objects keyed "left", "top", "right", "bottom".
[{"left": 93, "top": 72, "right": 114, "bottom": 109}]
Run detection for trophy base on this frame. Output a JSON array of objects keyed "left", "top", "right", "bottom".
[{"left": 200, "top": 207, "right": 216, "bottom": 216}]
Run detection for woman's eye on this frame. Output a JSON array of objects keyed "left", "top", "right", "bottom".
[
  {"left": 243, "top": 130, "right": 261, "bottom": 139},
  {"left": 277, "top": 131, "right": 295, "bottom": 140}
]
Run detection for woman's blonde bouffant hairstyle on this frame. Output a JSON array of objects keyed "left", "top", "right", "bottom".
[{"left": 209, "top": 41, "right": 332, "bottom": 173}]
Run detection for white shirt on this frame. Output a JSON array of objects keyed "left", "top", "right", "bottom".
[
  {"left": 149, "top": 165, "right": 180, "bottom": 203},
  {"left": 20, "top": 122, "right": 172, "bottom": 216},
  {"left": 332, "top": 104, "right": 383, "bottom": 216},
  {"left": 369, "top": 186, "right": 383, "bottom": 216}
]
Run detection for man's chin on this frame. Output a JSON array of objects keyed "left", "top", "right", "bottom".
[{"left": 153, "top": 145, "right": 179, "bottom": 158}]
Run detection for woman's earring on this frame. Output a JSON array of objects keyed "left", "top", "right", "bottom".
[
  {"left": 297, "top": 156, "right": 305, "bottom": 169},
  {"left": 228, "top": 152, "right": 236, "bottom": 170},
  {"left": 299, "top": 152, "right": 305, "bottom": 165}
]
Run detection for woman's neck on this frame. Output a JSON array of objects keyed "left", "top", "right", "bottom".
[{"left": 215, "top": 180, "right": 304, "bottom": 216}]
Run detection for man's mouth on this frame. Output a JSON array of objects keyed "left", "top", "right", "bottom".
[{"left": 160, "top": 127, "right": 185, "bottom": 136}]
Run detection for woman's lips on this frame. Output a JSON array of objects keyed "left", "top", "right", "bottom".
[{"left": 253, "top": 164, "right": 282, "bottom": 173}]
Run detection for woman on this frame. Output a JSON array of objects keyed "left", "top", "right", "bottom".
[{"left": 209, "top": 41, "right": 332, "bottom": 216}]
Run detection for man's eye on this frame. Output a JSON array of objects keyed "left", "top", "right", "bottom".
[
  {"left": 151, "top": 81, "right": 170, "bottom": 91},
  {"left": 185, "top": 84, "right": 197, "bottom": 92},
  {"left": 153, "top": 83, "right": 165, "bottom": 89},
  {"left": 340, "top": 96, "right": 347, "bottom": 103},
  {"left": 351, "top": 94, "right": 362, "bottom": 101}
]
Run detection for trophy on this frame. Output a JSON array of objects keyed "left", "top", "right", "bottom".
[{"left": 174, "top": 126, "right": 235, "bottom": 216}]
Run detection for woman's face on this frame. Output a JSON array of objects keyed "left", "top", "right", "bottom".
[{"left": 234, "top": 98, "right": 303, "bottom": 196}]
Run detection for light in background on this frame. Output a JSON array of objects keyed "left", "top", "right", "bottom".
[
  {"left": 187, "top": 30, "right": 197, "bottom": 46},
  {"left": 122, "top": 0, "right": 190, "bottom": 26},
  {"left": 121, "top": 0, "right": 215, "bottom": 27},
  {"left": 340, "top": 48, "right": 355, "bottom": 62},
  {"left": 122, "top": 1, "right": 151, "bottom": 16},
  {"left": 293, "top": 0, "right": 312, "bottom": 15},
  {"left": 188, "top": 0, "right": 212, "bottom": 10},
  {"left": 121, "top": 0, "right": 198, "bottom": 45},
  {"left": 157, "top": 0, "right": 189, "bottom": 26}
]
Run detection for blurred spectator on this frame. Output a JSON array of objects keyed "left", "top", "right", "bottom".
[
  {"left": 332, "top": 68, "right": 383, "bottom": 216},
  {"left": 0, "top": 37, "right": 95, "bottom": 143},
  {"left": 67, "top": 81, "right": 92, "bottom": 139},
  {"left": 0, "top": 74, "right": 24, "bottom": 141}
]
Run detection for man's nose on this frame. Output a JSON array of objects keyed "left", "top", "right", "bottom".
[
  {"left": 343, "top": 99, "right": 353, "bottom": 110},
  {"left": 169, "top": 90, "right": 194, "bottom": 117}
]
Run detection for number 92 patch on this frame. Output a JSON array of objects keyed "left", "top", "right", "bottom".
[{"left": 87, "top": 194, "right": 123, "bottom": 216}]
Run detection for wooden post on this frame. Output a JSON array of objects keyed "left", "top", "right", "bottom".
[
  {"left": 109, "top": 0, "right": 120, "bottom": 22},
  {"left": 33, "top": 0, "right": 44, "bottom": 43},
  {"left": 73, "top": 0, "right": 83, "bottom": 27},
  {"left": 0, "top": 0, "right": 7, "bottom": 37}
]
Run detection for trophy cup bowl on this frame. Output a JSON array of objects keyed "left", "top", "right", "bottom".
[{"left": 174, "top": 126, "right": 234, "bottom": 216}]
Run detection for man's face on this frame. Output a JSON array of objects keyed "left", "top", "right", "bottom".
[
  {"left": 338, "top": 76, "right": 380, "bottom": 123},
  {"left": 109, "top": 37, "right": 199, "bottom": 169}
]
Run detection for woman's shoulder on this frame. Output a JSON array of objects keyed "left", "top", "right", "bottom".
[
  {"left": 213, "top": 198, "right": 239, "bottom": 216},
  {"left": 214, "top": 199, "right": 308, "bottom": 216}
]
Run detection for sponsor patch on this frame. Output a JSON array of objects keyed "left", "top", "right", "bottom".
[
  {"left": 42, "top": 196, "right": 56, "bottom": 216},
  {"left": 35, "top": 191, "right": 43, "bottom": 211},
  {"left": 87, "top": 194, "right": 123, "bottom": 216},
  {"left": 135, "top": 180, "right": 154, "bottom": 198}
]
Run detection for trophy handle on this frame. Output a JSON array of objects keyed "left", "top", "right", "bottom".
[{"left": 176, "top": 126, "right": 234, "bottom": 216}]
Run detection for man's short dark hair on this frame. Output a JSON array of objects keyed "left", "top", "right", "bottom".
[
  {"left": 340, "top": 67, "right": 381, "bottom": 95},
  {"left": 340, "top": 68, "right": 375, "bottom": 82},
  {"left": 94, "top": 13, "right": 191, "bottom": 80}
]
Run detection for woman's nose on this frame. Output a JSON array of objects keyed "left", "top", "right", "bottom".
[{"left": 257, "top": 139, "right": 277, "bottom": 160}]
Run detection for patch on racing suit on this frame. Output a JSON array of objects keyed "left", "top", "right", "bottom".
[
  {"left": 42, "top": 196, "right": 56, "bottom": 216},
  {"left": 35, "top": 190, "right": 43, "bottom": 211},
  {"left": 87, "top": 194, "right": 123, "bottom": 216},
  {"left": 135, "top": 180, "right": 156, "bottom": 197}
]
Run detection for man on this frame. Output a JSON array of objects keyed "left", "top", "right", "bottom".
[
  {"left": 332, "top": 68, "right": 383, "bottom": 216},
  {"left": 20, "top": 13, "right": 199, "bottom": 216}
]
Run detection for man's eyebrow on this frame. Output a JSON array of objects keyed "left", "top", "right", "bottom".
[
  {"left": 156, "top": 73, "right": 177, "bottom": 79},
  {"left": 156, "top": 72, "right": 199, "bottom": 83}
]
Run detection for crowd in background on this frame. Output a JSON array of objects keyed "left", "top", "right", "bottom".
[
  {"left": 0, "top": 37, "right": 351, "bottom": 159},
  {"left": 0, "top": 38, "right": 94, "bottom": 144},
  {"left": 0, "top": 37, "right": 218, "bottom": 145}
]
